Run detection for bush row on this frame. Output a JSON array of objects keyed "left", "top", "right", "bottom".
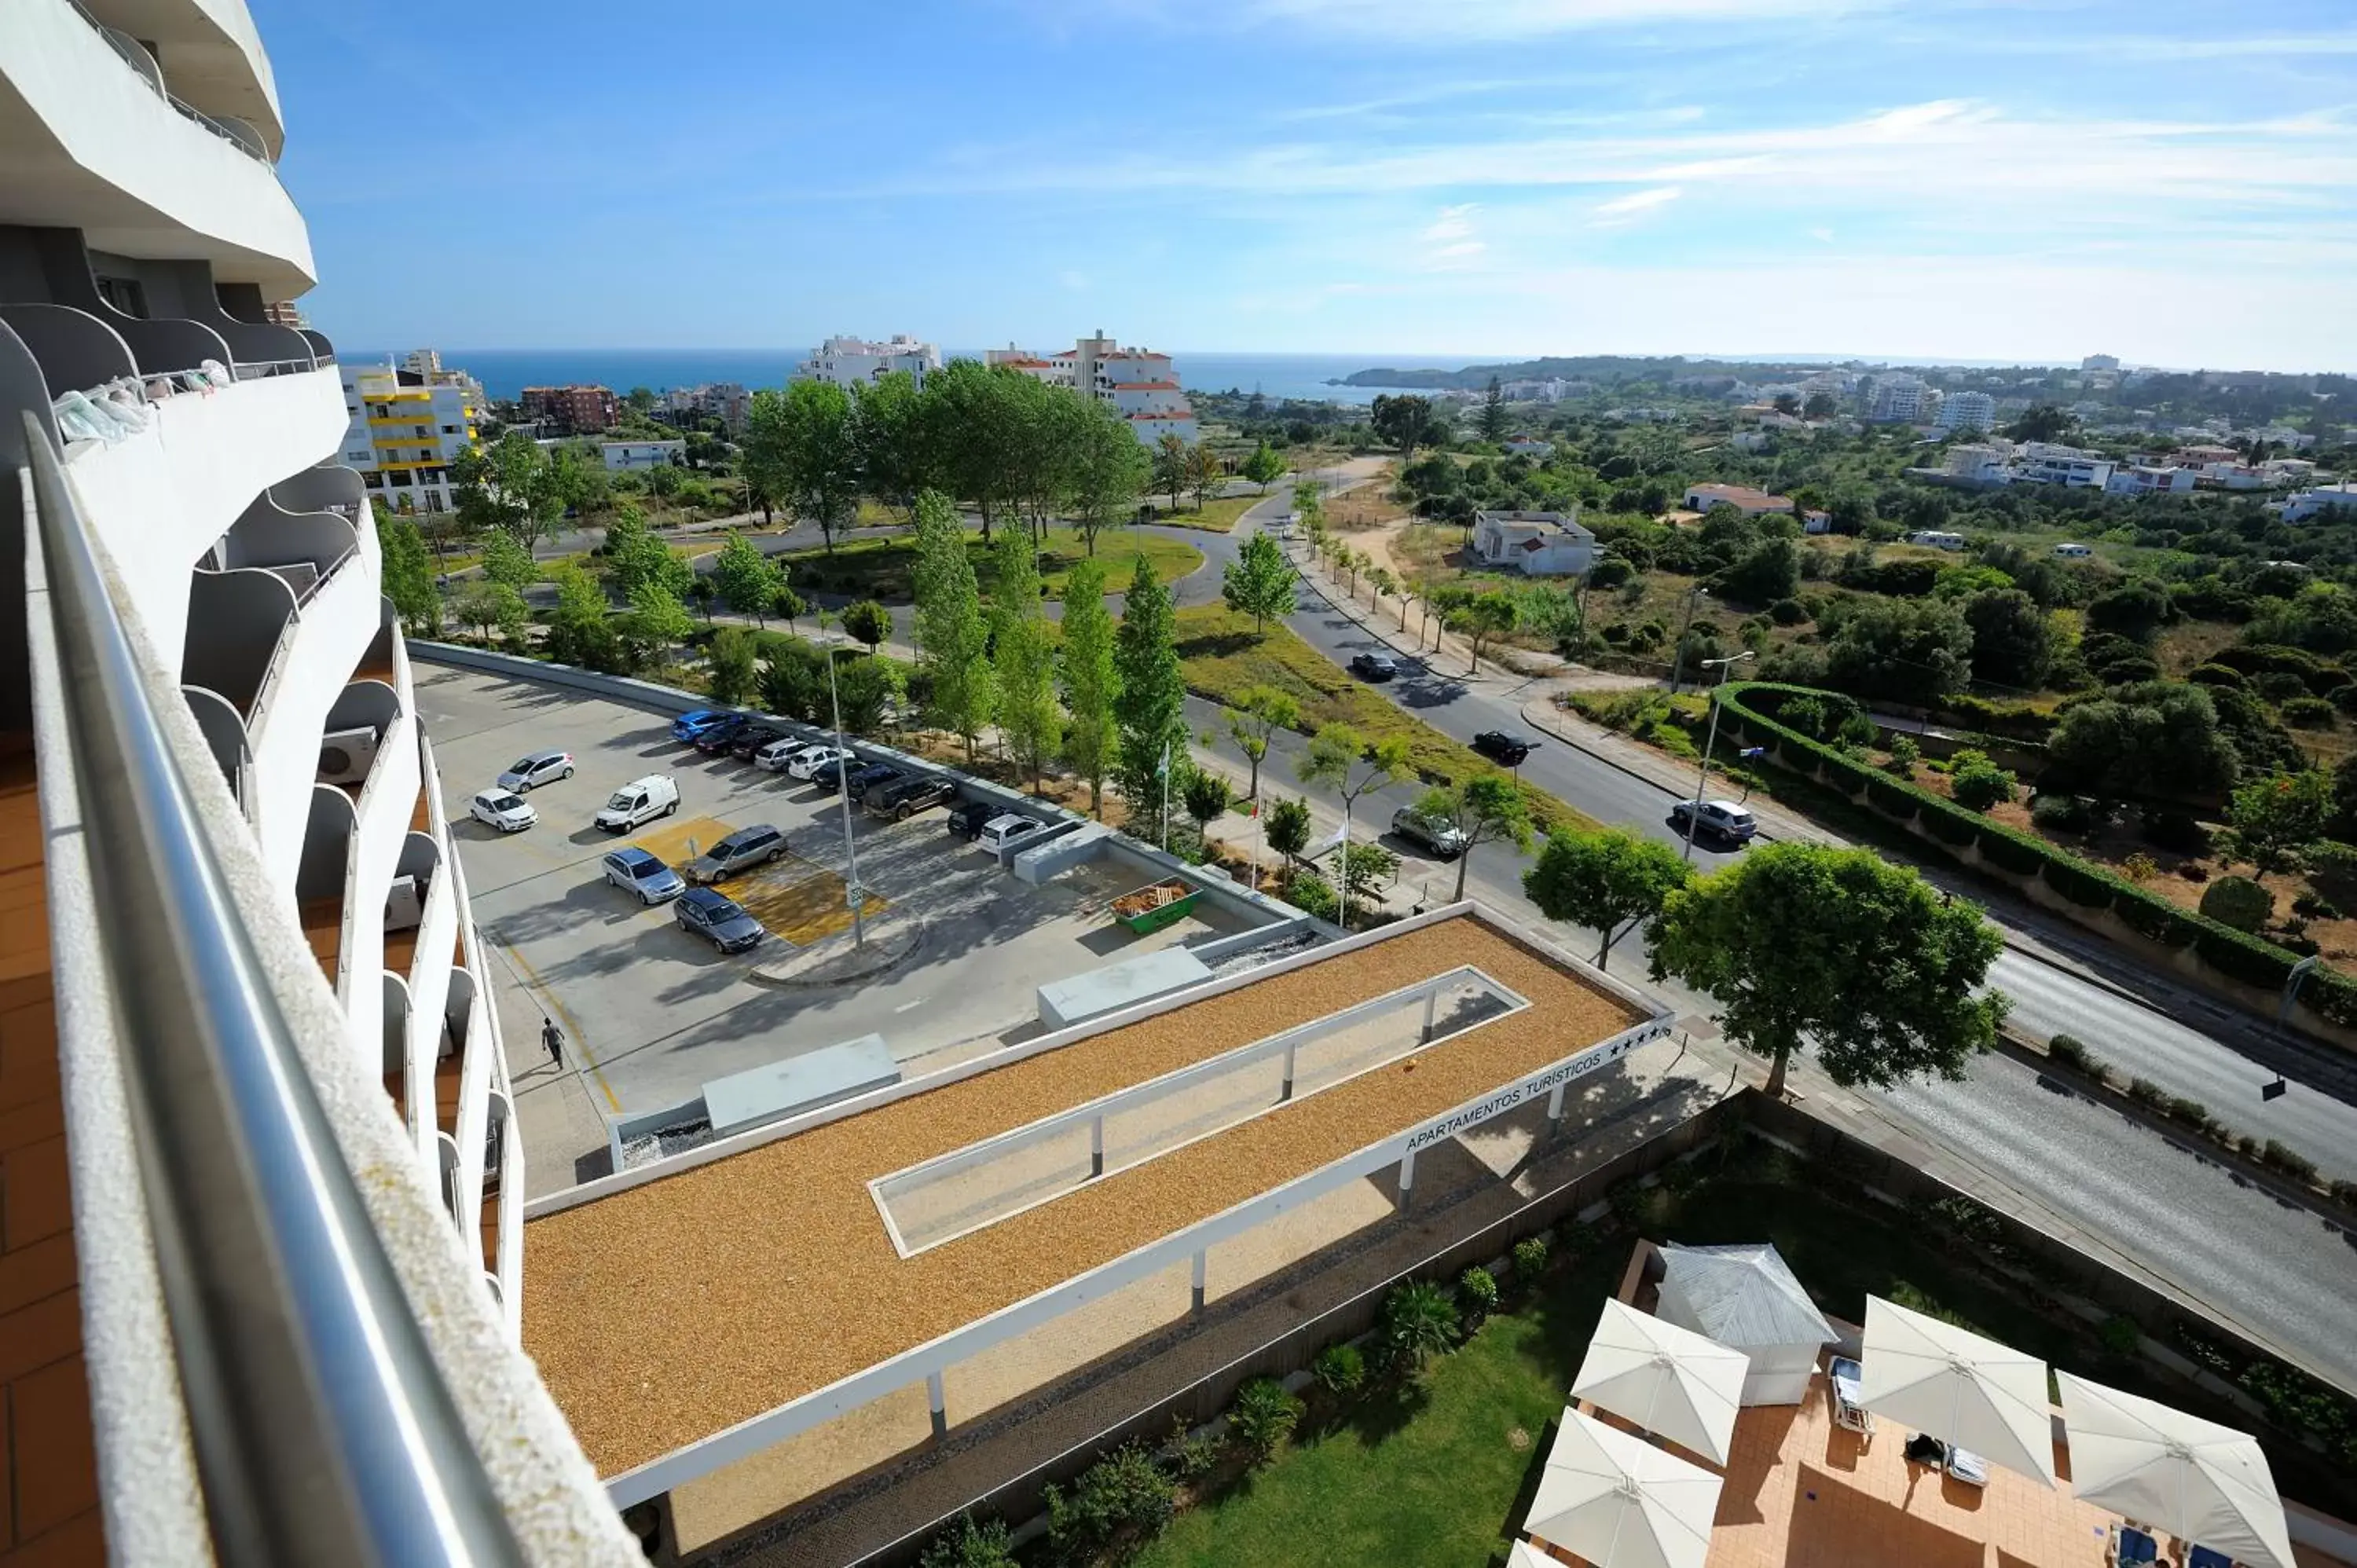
[{"left": 1718, "top": 682, "right": 2357, "bottom": 1032}]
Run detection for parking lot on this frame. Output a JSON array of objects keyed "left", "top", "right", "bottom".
[{"left": 413, "top": 664, "right": 1270, "bottom": 1195}]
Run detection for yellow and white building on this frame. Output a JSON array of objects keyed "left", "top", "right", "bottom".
[{"left": 339, "top": 350, "right": 482, "bottom": 514}]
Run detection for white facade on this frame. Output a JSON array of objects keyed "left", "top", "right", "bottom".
[
  {"left": 340, "top": 357, "right": 479, "bottom": 514},
  {"left": 2105, "top": 463, "right": 2196, "bottom": 496},
  {"left": 2014, "top": 443, "right": 2115, "bottom": 489},
  {"left": 599, "top": 438, "right": 684, "bottom": 471},
  {"left": 1470, "top": 509, "right": 1593, "bottom": 576},
  {"left": 2283, "top": 483, "right": 2357, "bottom": 524},
  {"left": 991, "top": 332, "right": 1200, "bottom": 445},
  {"left": 1936, "top": 391, "right": 1996, "bottom": 435},
  {"left": 794, "top": 333, "right": 941, "bottom": 390},
  {"left": 1684, "top": 482, "right": 1794, "bottom": 516},
  {"left": 1868, "top": 375, "right": 1929, "bottom": 423},
  {"left": 1504, "top": 437, "right": 1556, "bottom": 458}
]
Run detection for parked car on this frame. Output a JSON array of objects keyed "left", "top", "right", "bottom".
[
  {"left": 600, "top": 846, "right": 685, "bottom": 905},
  {"left": 1391, "top": 804, "right": 1467, "bottom": 859},
  {"left": 843, "top": 761, "right": 904, "bottom": 802},
  {"left": 1472, "top": 731, "right": 1538, "bottom": 767},
  {"left": 805, "top": 757, "right": 854, "bottom": 792},
  {"left": 594, "top": 775, "right": 680, "bottom": 833},
  {"left": 786, "top": 745, "right": 852, "bottom": 782},
  {"left": 692, "top": 716, "right": 753, "bottom": 753},
  {"left": 1350, "top": 651, "right": 1400, "bottom": 682},
  {"left": 469, "top": 788, "right": 537, "bottom": 833},
  {"left": 669, "top": 709, "right": 733, "bottom": 742},
  {"left": 754, "top": 737, "right": 823, "bottom": 772},
  {"left": 977, "top": 814, "right": 1053, "bottom": 856},
  {"left": 683, "top": 823, "right": 787, "bottom": 885},
  {"left": 1668, "top": 798, "right": 1758, "bottom": 845},
  {"left": 945, "top": 799, "right": 995, "bottom": 841},
  {"left": 674, "top": 887, "right": 765, "bottom": 954},
  {"left": 728, "top": 724, "right": 786, "bottom": 761},
  {"left": 865, "top": 773, "right": 957, "bottom": 820},
  {"left": 496, "top": 748, "right": 574, "bottom": 792}
]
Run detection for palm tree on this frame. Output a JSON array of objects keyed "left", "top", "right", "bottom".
[{"left": 1382, "top": 1280, "right": 1461, "bottom": 1383}]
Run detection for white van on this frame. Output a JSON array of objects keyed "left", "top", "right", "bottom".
[{"left": 595, "top": 775, "right": 679, "bottom": 833}]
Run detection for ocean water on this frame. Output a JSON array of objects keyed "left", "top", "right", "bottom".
[{"left": 351, "top": 348, "right": 1474, "bottom": 405}]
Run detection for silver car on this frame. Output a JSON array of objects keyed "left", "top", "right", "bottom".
[
  {"left": 682, "top": 823, "right": 787, "bottom": 885},
  {"left": 497, "top": 748, "right": 574, "bottom": 791},
  {"left": 1391, "top": 805, "right": 1467, "bottom": 859}
]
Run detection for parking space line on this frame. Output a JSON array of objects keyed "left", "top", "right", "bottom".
[{"left": 496, "top": 937, "right": 621, "bottom": 1113}]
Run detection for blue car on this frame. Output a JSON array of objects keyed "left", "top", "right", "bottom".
[
  {"left": 670, "top": 709, "right": 733, "bottom": 742},
  {"left": 675, "top": 886, "right": 765, "bottom": 954},
  {"left": 600, "top": 846, "right": 685, "bottom": 906}
]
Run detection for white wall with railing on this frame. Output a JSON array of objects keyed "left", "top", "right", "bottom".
[
  {"left": 241, "top": 540, "right": 377, "bottom": 882},
  {"left": 340, "top": 698, "right": 415, "bottom": 1065}
]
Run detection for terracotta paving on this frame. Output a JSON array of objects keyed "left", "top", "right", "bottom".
[{"left": 0, "top": 738, "right": 104, "bottom": 1566}]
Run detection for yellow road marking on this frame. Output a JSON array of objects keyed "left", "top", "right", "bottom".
[
  {"left": 627, "top": 813, "right": 735, "bottom": 866},
  {"left": 499, "top": 938, "right": 621, "bottom": 1112},
  {"left": 724, "top": 855, "right": 890, "bottom": 945}
]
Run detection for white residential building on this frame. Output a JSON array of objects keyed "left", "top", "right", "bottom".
[
  {"left": 2083, "top": 353, "right": 2121, "bottom": 372},
  {"left": 1504, "top": 436, "right": 1555, "bottom": 458},
  {"left": 1684, "top": 482, "right": 1794, "bottom": 516},
  {"left": 2014, "top": 442, "right": 2115, "bottom": 489},
  {"left": 1470, "top": 509, "right": 1593, "bottom": 575},
  {"left": 0, "top": 0, "right": 632, "bottom": 1556},
  {"left": 794, "top": 332, "right": 942, "bottom": 390},
  {"left": 989, "top": 331, "right": 1200, "bottom": 445},
  {"left": 1942, "top": 443, "right": 2014, "bottom": 482},
  {"left": 2283, "top": 482, "right": 2357, "bottom": 524},
  {"left": 2104, "top": 463, "right": 2195, "bottom": 496},
  {"left": 1866, "top": 375, "right": 1930, "bottom": 423},
  {"left": 1935, "top": 391, "right": 1997, "bottom": 436},
  {"left": 598, "top": 438, "right": 684, "bottom": 471},
  {"left": 339, "top": 354, "right": 481, "bottom": 515}
]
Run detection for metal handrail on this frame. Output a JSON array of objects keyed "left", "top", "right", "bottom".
[
  {"left": 64, "top": 0, "right": 278, "bottom": 169},
  {"left": 20, "top": 411, "right": 526, "bottom": 1568}
]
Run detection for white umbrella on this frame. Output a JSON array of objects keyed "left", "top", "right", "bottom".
[
  {"left": 1505, "top": 1543, "right": 1559, "bottom": 1568},
  {"left": 1571, "top": 1299, "right": 1750, "bottom": 1466},
  {"left": 1527, "top": 1407, "right": 1725, "bottom": 1568},
  {"left": 1859, "top": 1295, "right": 2057, "bottom": 1486},
  {"left": 2059, "top": 1372, "right": 2297, "bottom": 1568}
]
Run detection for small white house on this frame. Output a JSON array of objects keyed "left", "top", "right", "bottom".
[
  {"left": 2282, "top": 482, "right": 2357, "bottom": 524},
  {"left": 1655, "top": 1243, "right": 1835, "bottom": 1407},
  {"left": 1503, "top": 437, "right": 1555, "bottom": 459},
  {"left": 599, "top": 439, "right": 686, "bottom": 471},
  {"left": 1470, "top": 509, "right": 1593, "bottom": 577},
  {"left": 1801, "top": 509, "right": 1832, "bottom": 535},
  {"left": 2053, "top": 541, "right": 2094, "bottom": 559}
]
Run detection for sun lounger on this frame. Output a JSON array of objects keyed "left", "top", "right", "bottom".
[
  {"left": 2187, "top": 1548, "right": 2231, "bottom": 1568},
  {"left": 2111, "top": 1525, "right": 2160, "bottom": 1565},
  {"left": 1828, "top": 1356, "right": 1872, "bottom": 1438},
  {"left": 1943, "top": 1445, "right": 1988, "bottom": 1487}
]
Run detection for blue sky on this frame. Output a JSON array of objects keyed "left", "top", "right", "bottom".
[{"left": 256, "top": 0, "right": 2357, "bottom": 369}]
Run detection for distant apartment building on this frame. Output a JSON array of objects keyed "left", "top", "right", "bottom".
[
  {"left": 1503, "top": 437, "right": 1555, "bottom": 459},
  {"left": 988, "top": 331, "right": 1200, "bottom": 445},
  {"left": 2014, "top": 443, "right": 2115, "bottom": 489},
  {"left": 1942, "top": 443, "right": 2014, "bottom": 483},
  {"left": 339, "top": 354, "right": 482, "bottom": 514},
  {"left": 2282, "top": 482, "right": 2357, "bottom": 524},
  {"left": 519, "top": 382, "right": 619, "bottom": 435},
  {"left": 1684, "top": 482, "right": 1794, "bottom": 516},
  {"left": 1866, "top": 375, "right": 1930, "bottom": 423},
  {"left": 2082, "top": 353, "right": 2121, "bottom": 372},
  {"left": 599, "top": 438, "right": 684, "bottom": 471},
  {"left": 1935, "top": 391, "right": 1997, "bottom": 436},
  {"left": 2105, "top": 463, "right": 2196, "bottom": 497},
  {"left": 662, "top": 381, "right": 750, "bottom": 431},
  {"left": 796, "top": 333, "right": 942, "bottom": 390}
]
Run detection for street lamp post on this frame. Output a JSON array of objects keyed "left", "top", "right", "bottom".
[
  {"left": 1666, "top": 584, "right": 1709, "bottom": 694},
  {"left": 1682, "top": 650, "right": 1755, "bottom": 863},
  {"left": 820, "top": 636, "right": 867, "bottom": 947}
]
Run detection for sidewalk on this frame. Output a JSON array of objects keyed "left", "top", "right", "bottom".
[{"left": 1183, "top": 745, "right": 1434, "bottom": 918}]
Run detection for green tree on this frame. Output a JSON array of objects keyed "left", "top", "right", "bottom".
[
  {"left": 619, "top": 580, "right": 694, "bottom": 672},
  {"left": 2048, "top": 681, "right": 2240, "bottom": 803},
  {"left": 2085, "top": 580, "right": 2173, "bottom": 645},
  {"left": 834, "top": 653, "right": 905, "bottom": 735},
  {"left": 1292, "top": 478, "right": 1325, "bottom": 533},
  {"left": 602, "top": 504, "right": 694, "bottom": 601},
  {"left": 377, "top": 511, "right": 442, "bottom": 636},
  {"left": 453, "top": 428, "right": 577, "bottom": 548},
  {"left": 1415, "top": 776, "right": 1533, "bottom": 901},
  {"left": 1222, "top": 686, "right": 1300, "bottom": 800},
  {"left": 1478, "top": 376, "right": 1508, "bottom": 442},
  {"left": 1720, "top": 537, "right": 1801, "bottom": 608},
  {"left": 841, "top": 598, "right": 892, "bottom": 656},
  {"left": 1380, "top": 1280, "right": 1460, "bottom": 1383},
  {"left": 742, "top": 380, "right": 863, "bottom": 550},
  {"left": 706, "top": 625, "right": 759, "bottom": 705},
  {"left": 451, "top": 581, "right": 528, "bottom": 645},
  {"left": 1240, "top": 439, "right": 1286, "bottom": 494},
  {"left": 2224, "top": 769, "right": 2333, "bottom": 885},
  {"left": 1960, "top": 588, "right": 2054, "bottom": 690},
  {"left": 990, "top": 529, "right": 1061, "bottom": 789},
  {"left": 1650, "top": 841, "right": 2008, "bottom": 1098},
  {"left": 1066, "top": 396, "right": 1150, "bottom": 554},
  {"left": 772, "top": 581, "right": 806, "bottom": 632},
  {"left": 1182, "top": 769, "right": 1232, "bottom": 841},
  {"left": 1824, "top": 597, "right": 1974, "bottom": 705},
  {"left": 2007, "top": 404, "right": 2080, "bottom": 444},
  {"left": 1113, "top": 554, "right": 1190, "bottom": 811},
  {"left": 1453, "top": 590, "right": 1519, "bottom": 675},
  {"left": 1523, "top": 826, "right": 1692, "bottom": 970},
  {"left": 911, "top": 490, "right": 994, "bottom": 760},
  {"left": 479, "top": 527, "right": 538, "bottom": 591},
  {"left": 1221, "top": 530, "right": 1299, "bottom": 636},
  {"left": 1058, "top": 557, "right": 1120, "bottom": 816},
  {"left": 1226, "top": 1377, "right": 1303, "bottom": 1464},
  {"left": 1266, "top": 795, "right": 1313, "bottom": 866},
  {"left": 852, "top": 369, "right": 927, "bottom": 515},
  {"left": 1948, "top": 749, "right": 2017, "bottom": 811},
  {"left": 916, "top": 359, "right": 1028, "bottom": 541},
  {"left": 917, "top": 1513, "right": 1015, "bottom": 1568},
  {"left": 711, "top": 533, "right": 783, "bottom": 625},
  {"left": 1186, "top": 441, "right": 1222, "bottom": 511},
  {"left": 542, "top": 560, "right": 621, "bottom": 671},
  {"left": 1296, "top": 724, "right": 1410, "bottom": 931},
  {"left": 1370, "top": 394, "right": 1441, "bottom": 458},
  {"left": 1151, "top": 431, "right": 1190, "bottom": 510}
]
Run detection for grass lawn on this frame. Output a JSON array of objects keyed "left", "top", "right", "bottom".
[
  {"left": 1147, "top": 493, "right": 1264, "bottom": 533},
  {"left": 1172, "top": 605, "right": 1595, "bottom": 837},
  {"left": 775, "top": 526, "right": 1202, "bottom": 603}
]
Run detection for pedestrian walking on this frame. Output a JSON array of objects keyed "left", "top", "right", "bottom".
[{"left": 542, "top": 1016, "right": 564, "bottom": 1070}]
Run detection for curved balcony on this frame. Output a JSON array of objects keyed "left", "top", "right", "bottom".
[
  {"left": 333, "top": 683, "right": 415, "bottom": 1069},
  {"left": 216, "top": 490, "right": 358, "bottom": 603},
  {"left": 481, "top": 1092, "right": 518, "bottom": 1327},
  {"left": 5, "top": 0, "right": 313, "bottom": 291},
  {"left": 184, "top": 683, "right": 249, "bottom": 808},
  {"left": 388, "top": 830, "right": 453, "bottom": 1173},
  {"left": 0, "top": 301, "right": 136, "bottom": 404},
  {"left": 295, "top": 784, "right": 354, "bottom": 1000},
  {"left": 382, "top": 970, "right": 411, "bottom": 1119},
  {"left": 269, "top": 460, "right": 363, "bottom": 521}
]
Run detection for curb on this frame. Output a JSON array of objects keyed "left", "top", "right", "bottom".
[{"left": 750, "top": 920, "right": 925, "bottom": 988}]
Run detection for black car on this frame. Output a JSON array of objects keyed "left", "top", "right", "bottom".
[
  {"left": 727, "top": 724, "right": 786, "bottom": 760},
  {"left": 1350, "top": 651, "right": 1399, "bottom": 681},
  {"left": 866, "top": 773, "right": 956, "bottom": 820},
  {"left": 691, "top": 715, "right": 752, "bottom": 753},
  {"left": 674, "top": 886, "right": 765, "bottom": 953},
  {"left": 1472, "top": 731, "right": 1538, "bottom": 766},
  {"left": 805, "top": 756, "right": 854, "bottom": 792},
  {"left": 843, "top": 761, "right": 904, "bottom": 802},
  {"left": 945, "top": 799, "right": 994, "bottom": 841}
]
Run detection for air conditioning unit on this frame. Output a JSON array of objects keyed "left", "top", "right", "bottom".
[
  {"left": 383, "top": 874, "right": 423, "bottom": 931},
  {"left": 317, "top": 725, "right": 381, "bottom": 785}
]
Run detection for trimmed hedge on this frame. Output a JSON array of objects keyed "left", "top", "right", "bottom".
[{"left": 1722, "top": 682, "right": 2357, "bottom": 1033}]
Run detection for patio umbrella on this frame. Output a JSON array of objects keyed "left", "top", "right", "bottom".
[
  {"left": 1505, "top": 1542, "right": 1560, "bottom": 1568},
  {"left": 1526, "top": 1407, "right": 1725, "bottom": 1568},
  {"left": 1858, "top": 1295, "right": 2057, "bottom": 1486},
  {"left": 1570, "top": 1299, "right": 1750, "bottom": 1466},
  {"left": 2058, "top": 1372, "right": 2297, "bottom": 1568}
]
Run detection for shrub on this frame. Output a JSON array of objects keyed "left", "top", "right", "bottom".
[
  {"left": 2139, "top": 809, "right": 2209, "bottom": 853},
  {"left": 1381, "top": 1280, "right": 1461, "bottom": 1382},
  {"left": 1226, "top": 1377, "right": 1303, "bottom": 1464},
  {"left": 2330, "top": 1179, "right": 2357, "bottom": 1212},
  {"left": 2126, "top": 1076, "right": 2168, "bottom": 1108},
  {"left": 2282, "top": 695, "right": 2337, "bottom": 729},
  {"left": 1166, "top": 1416, "right": 1221, "bottom": 1480},
  {"left": 1458, "top": 1266, "right": 1499, "bottom": 1317},
  {"left": 1977, "top": 822, "right": 2047, "bottom": 875},
  {"left": 2187, "top": 662, "right": 2248, "bottom": 690},
  {"left": 1950, "top": 749, "right": 2018, "bottom": 811},
  {"left": 2042, "top": 855, "right": 2121, "bottom": 910},
  {"left": 2046, "top": 1034, "right": 2106, "bottom": 1078},
  {"left": 2262, "top": 1140, "right": 2319, "bottom": 1182},
  {"left": 2334, "top": 683, "right": 2357, "bottom": 717},
  {"left": 1043, "top": 1442, "right": 1175, "bottom": 1562},
  {"left": 2198, "top": 874, "right": 2274, "bottom": 934},
  {"left": 2294, "top": 891, "right": 2341, "bottom": 921},
  {"left": 2117, "top": 892, "right": 2201, "bottom": 947},
  {"left": 2031, "top": 793, "right": 2096, "bottom": 833},
  {"left": 1769, "top": 597, "right": 1809, "bottom": 626},
  {"left": 2122, "top": 852, "right": 2158, "bottom": 883},
  {"left": 1865, "top": 771, "right": 1920, "bottom": 820},
  {"left": 1311, "top": 1343, "right": 1366, "bottom": 1398},
  {"left": 1512, "top": 1235, "right": 1551, "bottom": 1278},
  {"left": 1286, "top": 870, "right": 1340, "bottom": 922},
  {"left": 1923, "top": 805, "right": 1981, "bottom": 846},
  {"left": 919, "top": 1514, "right": 1017, "bottom": 1568},
  {"left": 1884, "top": 735, "right": 1920, "bottom": 774},
  {"left": 2098, "top": 1315, "right": 2143, "bottom": 1356},
  {"left": 2165, "top": 1094, "right": 2210, "bottom": 1127}
]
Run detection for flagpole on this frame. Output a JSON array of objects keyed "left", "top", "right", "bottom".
[{"left": 1159, "top": 738, "right": 1171, "bottom": 852}]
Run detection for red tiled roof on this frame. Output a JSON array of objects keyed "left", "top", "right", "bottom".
[{"left": 1112, "top": 381, "right": 1181, "bottom": 391}]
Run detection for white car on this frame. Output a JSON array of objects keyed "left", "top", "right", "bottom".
[
  {"left": 786, "top": 745, "right": 852, "bottom": 781},
  {"left": 470, "top": 788, "right": 537, "bottom": 833},
  {"left": 977, "top": 814, "right": 1052, "bottom": 855},
  {"left": 754, "top": 737, "right": 821, "bottom": 772}
]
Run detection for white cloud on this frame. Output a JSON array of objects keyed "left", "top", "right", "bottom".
[
  {"left": 1422, "top": 203, "right": 1481, "bottom": 240},
  {"left": 1590, "top": 185, "right": 1683, "bottom": 224}
]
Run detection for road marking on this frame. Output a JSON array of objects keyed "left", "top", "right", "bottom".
[
  {"left": 497, "top": 937, "right": 621, "bottom": 1113},
  {"left": 893, "top": 996, "right": 929, "bottom": 1014}
]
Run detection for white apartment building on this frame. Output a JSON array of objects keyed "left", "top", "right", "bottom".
[
  {"left": 2014, "top": 442, "right": 2115, "bottom": 489},
  {"left": 2283, "top": 482, "right": 2357, "bottom": 524},
  {"left": 1, "top": 2, "right": 636, "bottom": 1559},
  {"left": 795, "top": 332, "right": 942, "bottom": 390},
  {"left": 988, "top": 331, "right": 1200, "bottom": 444},
  {"left": 339, "top": 354, "right": 481, "bottom": 514},
  {"left": 1942, "top": 443, "right": 2014, "bottom": 483},
  {"left": 1866, "top": 375, "right": 1929, "bottom": 423},
  {"left": 2104, "top": 463, "right": 2196, "bottom": 496},
  {"left": 599, "top": 438, "right": 684, "bottom": 471},
  {"left": 1936, "top": 391, "right": 1997, "bottom": 435}
]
